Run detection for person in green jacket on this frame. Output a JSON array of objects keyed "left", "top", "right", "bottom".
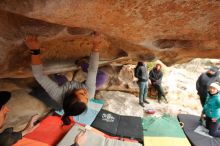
[{"left": 202, "top": 82, "right": 220, "bottom": 137}]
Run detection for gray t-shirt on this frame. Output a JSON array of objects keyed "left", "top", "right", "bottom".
[{"left": 32, "top": 52, "right": 99, "bottom": 105}]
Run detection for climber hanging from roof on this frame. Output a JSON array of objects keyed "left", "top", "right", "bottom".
[{"left": 25, "top": 32, "right": 103, "bottom": 127}]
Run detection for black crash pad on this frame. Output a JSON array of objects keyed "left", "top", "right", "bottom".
[
  {"left": 91, "top": 109, "right": 143, "bottom": 142},
  {"left": 91, "top": 110, "right": 120, "bottom": 136},
  {"left": 178, "top": 114, "right": 220, "bottom": 146}
]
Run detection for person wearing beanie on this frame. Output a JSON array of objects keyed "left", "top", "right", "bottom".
[
  {"left": 196, "top": 66, "right": 220, "bottom": 107},
  {"left": 202, "top": 82, "right": 220, "bottom": 137},
  {"left": 0, "top": 91, "right": 39, "bottom": 146}
]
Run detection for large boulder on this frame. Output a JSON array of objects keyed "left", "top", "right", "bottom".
[{"left": 0, "top": 0, "right": 219, "bottom": 78}]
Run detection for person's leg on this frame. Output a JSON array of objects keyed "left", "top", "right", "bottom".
[
  {"left": 143, "top": 82, "right": 149, "bottom": 104},
  {"left": 199, "top": 94, "right": 206, "bottom": 107},
  {"left": 157, "top": 84, "right": 168, "bottom": 103},
  {"left": 138, "top": 82, "right": 145, "bottom": 107},
  {"left": 206, "top": 117, "right": 211, "bottom": 129},
  {"left": 207, "top": 118, "right": 220, "bottom": 137},
  {"left": 154, "top": 84, "right": 162, "bottom": 103}
]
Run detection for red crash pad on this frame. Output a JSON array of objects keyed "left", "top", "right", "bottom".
[
  {"left": 25, "top": 116, "right": 74, "bottom": 146},
  {"left": 13, "top": 138, "right": 50, "bottom": 146}
]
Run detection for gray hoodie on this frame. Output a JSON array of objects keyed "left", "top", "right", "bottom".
[{"left": 135, "top": 64, "right": 148, "bottom": 82}]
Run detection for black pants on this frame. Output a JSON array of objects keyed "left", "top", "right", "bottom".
[
  {"left": 206, "top": 117, "right": 220, "bottom": 137},
  {"left": 199, "top": 94, "right": 207, "bottom": 107},
  {"left": 152, "top": 84, "right": 165, "bottom": 100}
]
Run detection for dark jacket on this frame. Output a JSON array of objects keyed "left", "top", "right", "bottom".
[
  {"left": 149, "top": 68, "right": 163, "bottom": 85},
  {"left": 135, "top": 64, "right": 148, "bottom": 82},
  {"left": 196, "top": 70, "right": 220, "bottom": 99},
  {"left": 71, "top": 143, "right": 79, "bottom": 146},
  {"left": 0, "top": 128, "right": 22, "bottom": 146}
]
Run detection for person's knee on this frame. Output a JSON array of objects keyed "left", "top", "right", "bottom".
[{"left": 209, "top": 129, "right": 220, "bottom": 137}]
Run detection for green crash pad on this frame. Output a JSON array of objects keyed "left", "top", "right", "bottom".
[{"left": 142, "top": 115, "right": 191, "bottom": 146}]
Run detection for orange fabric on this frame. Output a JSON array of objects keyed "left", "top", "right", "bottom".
[
  {"left": 13, "top": 138, "right": 49, "bottom": 146},
  {"left": 31, "top": 55, "right": 42, "bottom": 65},
  {"left": 25, "top": 116, "right": 74, "bottom": 146}
]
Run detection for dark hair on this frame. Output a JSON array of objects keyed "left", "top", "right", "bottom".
[
  {"left": 156, "top": 63, "right": 162, "bottom": 68},
  {"left": 0, "top": 91, "right": 11, "bottom": 110},
  {"left": 137, "top": 62, "right": 143, "bottom": 66},
  {"left": 62, "top": 90, "right": 87, "bottom": 125}
]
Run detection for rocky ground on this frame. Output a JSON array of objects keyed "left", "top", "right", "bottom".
[
  {"left": 1, "top": 58, "right": 220, "bottom": 132},
  {"left": 96, "top": 58, "right": 220, "bottom": 118}
]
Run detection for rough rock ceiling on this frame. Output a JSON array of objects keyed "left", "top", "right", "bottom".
[{"left": 0, "top": 0, "right": 219, "bottom": 78}]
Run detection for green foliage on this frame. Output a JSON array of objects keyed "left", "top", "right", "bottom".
[{"left": 146, "top": 61, "right": 156, "bottom": 71}]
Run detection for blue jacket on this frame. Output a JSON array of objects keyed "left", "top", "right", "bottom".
[{"left": 203, "top": 92, "right": 220, "bottom": 123}]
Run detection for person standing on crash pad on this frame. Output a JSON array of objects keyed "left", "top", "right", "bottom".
[
  {"left": 0, "top": 91, "right": 39, "bottom": 146},
  {"left": 149, "top": 63, "right": 168, "bottom": 104},
  {"left": 25, "top": 33, "right": 102, "bottom": 126},
  {"left": 202, "top": 82, "right": 220, "bottom": 137},
  {"left": 196, "top": 66, "right": 220, "bottom": 107}
]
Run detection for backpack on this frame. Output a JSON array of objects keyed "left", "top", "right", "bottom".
[{"left": 134, "top": 66, "right": 139, "bottom": 78}]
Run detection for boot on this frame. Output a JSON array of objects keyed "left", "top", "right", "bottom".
[
  {"left": 163, "top": 96, "right": 168, "bottom": 104},
  {"left": 143, "top": 100, "right": 150, "bottom": 104},
  {"left": 139, "top": 102, "right": 145, "bottom": 107},
  {"left": 158, "top": 95, "right": 162, "bottom": 104}
]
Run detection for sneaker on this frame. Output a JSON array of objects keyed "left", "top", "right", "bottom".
[
  {"left": 139, "top": 103, "right": 145, "bottom": 107},
  {"left": 164, "top": 100, "right": 168, "bottom": 104},
  {"left": 143, "top": 100, "right": 150, "bottom": 104}
]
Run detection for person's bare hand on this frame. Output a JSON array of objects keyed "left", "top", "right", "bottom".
[
  {"left": 212, "top": 118, "right": 217, "bottom": 122},
  {"left": 22, "top": 114, "right": 40, "bottom": 136},
  {"left": 91, "top": 32, "right": 103, "bottom": 52},
  {"left": 74, "top": 131, "right": 87, "bottom": 146},
  {"left": 25, "top": 35, "right": 40, "bottom": 50}
]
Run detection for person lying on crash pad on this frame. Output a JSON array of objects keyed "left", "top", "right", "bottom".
[
  {"left": 25, "top": 33, "right": 102, "bottom": 126},
  {"left": 202, "top": 82, "right": 220, "bottom": 137}
]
